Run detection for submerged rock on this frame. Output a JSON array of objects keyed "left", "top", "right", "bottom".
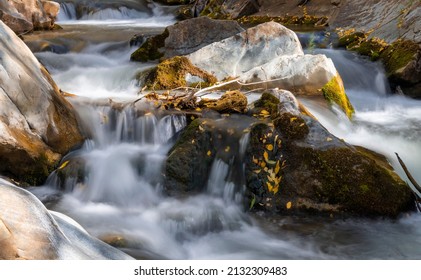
[
  {"left": 0, "top": 179, "right": 133, "bottom": 259},
  {"left": 0, "top": 21, "right": 83, "bottom": 184}
]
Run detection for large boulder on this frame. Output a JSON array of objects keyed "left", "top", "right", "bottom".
[
  {"left": 0, "top": 0, "right": 60, "bottom": 33},
  {"left": 164, "top": 89, "right": 415, "bottom": 217},
  {"left": 131, "top": 17, "right": 244, "bottom": 62},
  {"left": 0, "top": 179, "right": 133, "bottom": 259},
  {"left": 184, "top": 22, "right": 354, "bottom": 117},
  {"left": 0, "top": 21, "right": 83, "bottom": 184}
]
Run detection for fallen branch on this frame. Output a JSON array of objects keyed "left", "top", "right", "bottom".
[{"left": 395, "top": 152, "right": 421, "bottom": 196}]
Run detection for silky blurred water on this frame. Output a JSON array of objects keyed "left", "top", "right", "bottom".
[{"left": 26, "top": 6, "right": 421, "bottom": 259}]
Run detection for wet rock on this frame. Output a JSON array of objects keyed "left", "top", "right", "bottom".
[
  {"left": 0, "top": 0, "right": 60, "bottom": 33},
  {"left": 144, "top": 56, "right": 217, "bottom": 90},
  {"left": 245, "top": 91, "right": 415, "bottom": 217},
  {"left": 380, "top": 40, "right": 421, "bottom": 98},
  {"left": 0, "top": 180, "right": 133, "bottom": 259},
  {"left": 0, "top": 21, "right": 83, "bottom": 185},
  {"left": 131, "top": 17, "right": 243, "bottom": 62}
]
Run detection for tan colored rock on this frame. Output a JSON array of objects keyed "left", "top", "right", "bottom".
[
  {"left": 199, "top": 90, "right": 248, "bottom": 113},
  {"left": 0, "top": 0, "right": 59, "bottom": 33},
  {"left": 0, "top": 20, "right": 82, "bottom": 184}
]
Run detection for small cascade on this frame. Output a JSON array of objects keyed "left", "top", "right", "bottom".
[{"left": 55, "top": 0, "right": 175, "bottom": 25}]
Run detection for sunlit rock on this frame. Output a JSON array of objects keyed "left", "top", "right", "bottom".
[
  {"left": 0, "top": 179, "right": 133, "bottom": 259},
  {"left": 0, "top": 0, "right": 60, "bottom": 33},
  {"left": 0, "top": 21, "right": 82, "bottom": 184},
  {"left": 186, "top": 22, "right": 354, "bottom": 117}
]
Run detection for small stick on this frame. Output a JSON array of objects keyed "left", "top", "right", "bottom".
[{"left": 395, "top": 153, "right": 421, "bottom": 195}]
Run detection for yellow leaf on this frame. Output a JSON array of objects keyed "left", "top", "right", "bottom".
[
  {"left": 290, "top": 117, "right": 297, "bottom": 123},
  {"left": 198, "top": 125, "right": 204, "bottom": 131},
  {"left": 286, "top": 201, "right": 292, "bottom": 209},
  {"left": 58, "top": 161, "right": 69, "bottom": 170},
  {"left": 260, "top": 109, "right": 270, "bottom": 116},
  {"left": 191, "top": 139, "right": 195, "bottom": 144},
  {"left": 275, "top": 160, "right": 280, "bottom": 174},
  {"left": 326, "top": 137, "right": 333, "bottom": 142},
  {"left": 191, "top": 116, "right": 195, "bottom": 120},
  {"left": 273, "top": 186, "right": 279, "bottom": 194},
  {"left": 267, "top": 175, "right": 274, "bottom": 182},
  {"left": 195, "top": 107, "right": 202, "bottom": 111},
  {"left": 266, "top": 181, "right": 274, "bottom": 192},
  {"left": 266, "top": 144, "right": 274, "bottom": 151},
  {"left": 263, "top": 151, "right": 269, "bottom": 162},
  {"left": 267, "top": 159, "right": 276, "bottom": 165},
  {"left": 253, "top": 169, "right": 261, "bottom": 174},
  {"left": 260, "top": 161, "right": 266, "bottom": 168},
  {"left": 207, "top": 150, "right": 212, "bottom": 156},
  {"left": 225, "top": 146, "right": 231, "bottom": 152},
  {"left": 252, "top": 156, "right": 259, "bottom": 164}
]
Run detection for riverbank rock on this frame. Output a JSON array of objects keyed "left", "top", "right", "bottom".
[
  {"left": 197, "top": 0, "right": 261, "bottom": 19},
  {"left": 131, "top": 17, "right": 243, "bottom": 62},
  {"left": 0, "top": 21, "right": 83, "bottom": 185},
  {"left": 0, "top": 0, "right": 60, "bottom": 33},
  {"left": 164, "top": 89, "right": 414, "bottom": 217},
  {"left": 0, "top": 179, "right": 133, "bottom": 259}
]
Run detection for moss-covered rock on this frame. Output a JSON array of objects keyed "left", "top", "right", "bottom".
[
  {"left": 165, "top": 118, "right": 217, "bottom": 193},
  {"left": 144, "top": 56, "right": 217, "bottom": 90},
  {"left": 199, "top": 90, "right": 248, "bottom": 113},
  {"left": 237, "top": 14, "right": 328, "bottom": 27},
  {"left": 321, "top": 74, "right": 355, "bottom": 118},
  {"left": 130, "top": 29, "right": 169, "bottom": 62}
]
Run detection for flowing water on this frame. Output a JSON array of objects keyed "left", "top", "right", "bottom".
[{"left": 25, "top": 2, "right": 421, "bottom": 259}]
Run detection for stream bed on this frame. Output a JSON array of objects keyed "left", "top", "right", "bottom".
[{"left": 24, "top": 2, "right": 421, "bottom": 259}]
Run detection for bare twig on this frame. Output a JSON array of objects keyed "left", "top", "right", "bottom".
[{"left": 395, "top": 152, "right": 421, "bottom": 196}]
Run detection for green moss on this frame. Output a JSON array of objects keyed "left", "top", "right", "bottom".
[
  {"left": 200, "top": 0, "right": 228, "bottom": 19},
  {"left": 337, "top": 32, "right": 366, "bottom": 48},
  {"left": 145, "top": 56, "right": 217, "bottom": 90},
  {"left": 130, "top": 29, "right": 169, "bottom": 62},
  {"left": 321, "top": 75, "right": 354, "bottom": 119},
  {"left": 237, "top": 15, "right": 328, "bottom": 27},
  {"left": 348, "top": 38, "right": 387, "bottom": 61},
  {"left": 380, "top": 39, "right": 419, "bottom": 76},
  {"left": 293, "top": 146, "right": 414, "bottom": 217},
  {"left": 254, "top": 92, "right": 280, "bottom": 117},
  {"left": 273, "top": 112, "right": 309, "bottom": 140}
]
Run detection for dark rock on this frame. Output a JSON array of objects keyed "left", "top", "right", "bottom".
[{"left": 131, "top": 17, "right": 243, "bottom": 62}]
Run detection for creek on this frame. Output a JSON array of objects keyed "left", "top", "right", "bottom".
[{"left": 25, "top": 1, "right": 421, "bottom": 259}]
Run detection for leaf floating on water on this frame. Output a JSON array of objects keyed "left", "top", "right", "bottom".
[
  {"left": 266, "top": 144, "right": 274, "bottom": 151},
  {"left": 207, "top": 150, "right": 212, "bottom": 156},
  {"left": 286, "top": 201, "right": 292, "bottom": 209},
  {"left": 58, "top": 161, "right": 69, "bottom": 170},
  {"left": 263, "top": 151, "right": 269, "bottom": 162}
]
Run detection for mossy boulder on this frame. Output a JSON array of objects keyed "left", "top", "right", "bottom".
[
  {"left": 144, "top": 56, "right": 217, "bottom": 90},
  {"left": 244, "top": 91, "right": 414, "bottom": 217},
  {"left": 164, "top": 118, "right": 217, "bottom": 193},
  {"left": 380, "top": 40, "right": 421, "bottom": 98},
  {"left": 130, "top": 29, "right": 169, "bottom": 62},
  {"left": 321, "top": 74, "right": 355, "bottom": 118}
]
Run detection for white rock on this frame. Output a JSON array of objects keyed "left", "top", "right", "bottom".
[
  {"left": 187, "top": 21, "right": 303, "bottom": 81},
  {"left": 0, "top": 180, "right": 133, "bottom": 259}
]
